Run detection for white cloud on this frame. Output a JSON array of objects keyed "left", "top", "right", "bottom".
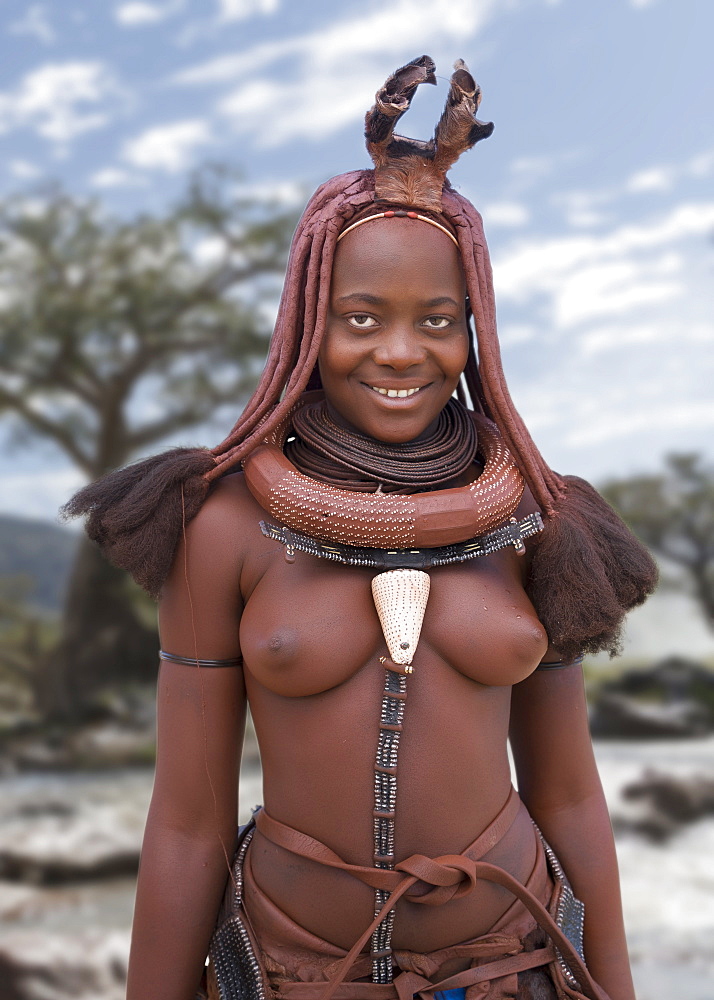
[
  {"left": 0, "top": 62, "right": 122, "bottom": 145},
  {"left": 217, "top": 0, "right": 279, "bottom": 21},
  {"left": 173, "top": 0, "right": 503, "bottom": 146},
  {"left": 580, "top": 321, "right": 713, "bottom": 357},
  {"left": 507, "top": 149, "right": 582, "bottom": 189},
  {"left": 90, "top": 167, "right": 147, "bottom": 188},
  {"left": 115, "top": 3, "right": 165, "bottom": 24},
  {"left": 233, "top": 178, "right": 305, "bottom": 205},
  {"left": 8, "top": 4, "right": 55, "bottom": 45},
  {"left": 122, "top": 119, "right": 212, "bottom": 171},
  {"left": 498, "top": 323, "right": 537, "bottom": 347},
  {"left": 114, "top": 1, "right": 184, "bottom": 25},
  {"left": 8, "top": 159, "right": 41, "bottom": 179},
  {"left": 481, "top": 201, "right": 530, "bottom": 228},
  {"left": 494, "top": 201, "right": 714, "bottom": 324},
  {"left": 491, "top": 180, "right": 714, "bottom": 477},
  {"left": 566, "top": 400, "right": 714, "bottom": 447},
  {"left": 688, "top": 149, "right": 714, "bottom": 177},
  {"left": 174, "top": 0, "right": 278, "bottom": 45},
  {"left": 553, "top": 255, "right": 682, "bottom": 328},
  {"left": 553, "top": 149, "right": 714, "bottom": 229},
  {"left": 627, "top": 167, "right": 674, "bottom": 193}
]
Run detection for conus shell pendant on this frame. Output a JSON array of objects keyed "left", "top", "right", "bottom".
[{"left": 371, "top": 569, "right": 430, "bottom": 665}]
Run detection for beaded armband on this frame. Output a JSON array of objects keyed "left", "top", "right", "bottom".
[
  {"left": 536, "top": 654, "right": 584, "bottom": 670},
  {"left": 159, "top": 650, "right": 243, "bottom": 667}
]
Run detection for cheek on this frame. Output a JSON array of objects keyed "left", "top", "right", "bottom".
[
  {"left": 318, "top": 329, "right": 361, "bottom": 381},
  {"left": 442, "top": 334, "right": 470, "bottom": 379}
]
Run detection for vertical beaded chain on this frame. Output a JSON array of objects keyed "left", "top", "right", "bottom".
[{"left": 371, "top": 664, "right": 409, "bottom": 982}]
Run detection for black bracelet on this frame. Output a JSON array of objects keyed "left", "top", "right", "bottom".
[
  {"left": 159, "top": 650, "right": 243, "bottom": 668},
  {"left": 536, "top": 653, "right": 584, "bottom": 670}
]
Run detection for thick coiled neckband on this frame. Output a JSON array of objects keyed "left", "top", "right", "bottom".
[
  {"left": 286, "top": 397, "right": 478, "bottom": 494},
  {"left": 241, "top": 392, "right": 527, "bottom": 550}
]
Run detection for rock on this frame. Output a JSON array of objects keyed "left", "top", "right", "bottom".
[
  {"left": 623, "top": 770, "right": 714, "bottom": 823},
  {"left": 0, "top": 930, "right": 128, "bottom": 1000},
  {"left": 589, "top": 691, "right": 710, "bottom": 739},
  {"left": 589, "top": 656, "right": 714, "bottom": 739},
  {"left": 0, "top": 775, "right": 146, "bottom": 886},
  {"left": 612, "top": 810, "right": 680, "bottom": 844},
  {"left": 615, "top": 770, "right": 714, "bottom": 842},
  {"left": 606, "top": 656, "right": 714, "bottom": 706}
]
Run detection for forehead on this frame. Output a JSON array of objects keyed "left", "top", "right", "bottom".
[{"left": 331, "top": 217, "right": 465, "bottom": 297}]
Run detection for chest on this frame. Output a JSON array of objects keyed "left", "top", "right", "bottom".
[{"left": 239, "top": 539, "right": 548, "bottom": 697}]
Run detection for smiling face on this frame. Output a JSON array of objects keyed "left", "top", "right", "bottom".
[{"left": 318, "top": 217, "right": 470, "bottom": 444}]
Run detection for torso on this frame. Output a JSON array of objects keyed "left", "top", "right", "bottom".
[{"left": 223, "top": 469, "right": 549, "bottom": 951}]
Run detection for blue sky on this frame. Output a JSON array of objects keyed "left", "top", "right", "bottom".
[{"left": 1, "top": 0, "right": 713, "bottom": 522}]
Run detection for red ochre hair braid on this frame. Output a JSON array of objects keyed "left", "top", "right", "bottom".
[{"left": 60, "top": 167, "right": 657, "bottom": 657}]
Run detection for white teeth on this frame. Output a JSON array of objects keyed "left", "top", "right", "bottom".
[{"left": 370, "top": 386, "right": 422, "bottom": 397}]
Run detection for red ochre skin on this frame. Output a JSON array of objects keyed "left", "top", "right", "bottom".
[{"left": 127, "top": 220, "right": 635, "bottom": 1000}]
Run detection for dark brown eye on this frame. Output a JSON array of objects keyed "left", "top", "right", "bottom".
[{"left": 347, "top": 314, "right": 378, "bottom": 329}]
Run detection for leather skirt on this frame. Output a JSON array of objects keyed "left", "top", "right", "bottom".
[{"left": 219, "top": 790, "right": 607, "bottom": 1000}]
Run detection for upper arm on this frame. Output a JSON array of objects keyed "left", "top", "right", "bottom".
[
  {"left": 509, "top": 664, "right": 602, "bottom": 816},
  {"left": 150, "top": 478, "right": 248, "bottom": 840}
]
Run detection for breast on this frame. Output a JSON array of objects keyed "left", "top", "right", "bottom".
[
  {"left": 239, "top": 553, "right": 548, "bottom": 697},
  {"left": 240, "top": 561, "right": 382, "bottom": 697},
  {"left": 421, "top": 560, "right": 549, "bottom": 686}
]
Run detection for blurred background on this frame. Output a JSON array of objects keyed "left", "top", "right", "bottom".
[{"left": 0, "top": 1, "right": 713, "bottom": 998}]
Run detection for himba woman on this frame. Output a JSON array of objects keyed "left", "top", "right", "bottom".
[{"left": 62, "top": 57, "right": 657, "bottom": 1000}]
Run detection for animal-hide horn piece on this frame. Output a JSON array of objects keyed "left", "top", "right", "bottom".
[{"left": 365, "top": 56, "right": 494, "bottom": 214}]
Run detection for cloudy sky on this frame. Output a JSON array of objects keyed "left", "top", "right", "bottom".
[{"left": 0, "top": 0, "right": 712, "bottom": 522}]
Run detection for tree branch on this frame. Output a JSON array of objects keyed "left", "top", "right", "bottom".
[{"left": 0, "top": 386, "right": 94, "bottom": 473}]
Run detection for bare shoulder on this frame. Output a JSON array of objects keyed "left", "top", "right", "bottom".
[
  {"left": 158, "top": 471, "right": 260, "bottom": 656},
  {"left": 171, "top": 470, "right": 259, "bottom": 575}
]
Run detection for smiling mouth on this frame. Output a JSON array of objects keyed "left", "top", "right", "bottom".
[{"left": 367, "top": 385, "right": 428, "bottom": 398}]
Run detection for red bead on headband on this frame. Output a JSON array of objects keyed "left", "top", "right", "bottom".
[{"left": 336, "top": 209, "right": 459, "bottom": 248}]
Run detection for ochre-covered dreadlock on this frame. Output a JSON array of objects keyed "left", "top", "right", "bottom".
[{"left": 61, "top": 57, "right": 657, "bottom": 658}]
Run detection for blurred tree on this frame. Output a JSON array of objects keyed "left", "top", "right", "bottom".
[
  {"left": 0, "top": 167, "right": 297, "bottom": 720},
  {"left": 602, "top": 453, "right": 714, "bottom": 631}
]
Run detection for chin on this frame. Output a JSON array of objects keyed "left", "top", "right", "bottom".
[{"left": 355, "top": 414, "right": 437, "bottom": 444}]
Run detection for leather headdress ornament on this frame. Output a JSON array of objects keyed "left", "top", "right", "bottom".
[{"left": 365, "top": 55, "right": 494, "bottom": 213}]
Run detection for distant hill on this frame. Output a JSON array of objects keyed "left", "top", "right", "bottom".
[{"left": 0, "top": 515, "right": 78, "bottom": 614}]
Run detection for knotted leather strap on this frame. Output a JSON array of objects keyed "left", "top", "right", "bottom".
[
  {"left": 255, "top": 787, "right": 520, "bottom": 900},
  {"left": 253, "top": 790, "right": 604, "bottom": 1000}
]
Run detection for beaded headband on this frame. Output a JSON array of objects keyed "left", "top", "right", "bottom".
[{"left": 336, "top": 209, "right": 459, "bottom": 248}]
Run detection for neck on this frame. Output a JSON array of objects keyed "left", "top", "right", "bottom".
[
  {"left": 323, "top": 399, "right": 442, "bottom": 447},
  {"left": 285, "top": 395, "right": 479, "bottom": 494}
]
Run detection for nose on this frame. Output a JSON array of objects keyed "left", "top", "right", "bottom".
[{"left": 372, "top": 325, "right": 427, "bottom": 370}]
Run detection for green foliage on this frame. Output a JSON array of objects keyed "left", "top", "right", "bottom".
[
  {"left": 602, "top": 453, "right": 714, "bottom": 629},
  {"left": 0, "top": 164, "right": 298, "bottom": 477}
]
